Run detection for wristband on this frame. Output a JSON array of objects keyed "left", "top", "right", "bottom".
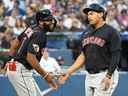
[
  {"left": 106, "top": 74, "right": 111, "bottom": 79},
  {"left": 43, "top": 72, "right": 49, "bottom": 79}
]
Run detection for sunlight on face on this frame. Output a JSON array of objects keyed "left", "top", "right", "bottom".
[{"left": 87, "top": 11, "right": 102, "bottom": 25}]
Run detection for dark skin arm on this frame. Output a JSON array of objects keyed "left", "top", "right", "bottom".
[{"left": 26, "top": 52, "right": 58, "bottom": 89}]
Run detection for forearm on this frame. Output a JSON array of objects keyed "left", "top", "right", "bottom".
[
  {"left": 27, "top": 52, "right": 58, "bottom": 89},
  {"left": 67, "top": 52, "right": 85, "bottom": 75},
  {"left": 107, "top": 51, "right": 120, "bottom": 76},
  {"left": 26, "top": 52, "right": 47, "bottom": 77}
]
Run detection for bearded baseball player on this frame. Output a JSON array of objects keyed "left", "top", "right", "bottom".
[
  {"left": 6, "top": 9, "right": 58, "bottom": 96},
  {"left": 59, "top": 3, "right": 121, "bottom": 96}
]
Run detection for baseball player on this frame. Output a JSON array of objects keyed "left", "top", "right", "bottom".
[
  {"left": 59, "top": 3, "right": 121, "bottom": 96},
  {"left": 6, "top": 9, "right": 58, "bottom": 96}
]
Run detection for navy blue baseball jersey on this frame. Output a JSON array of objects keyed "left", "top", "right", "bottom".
[
  {"left": 81, "top": 24, "right": 121, "bottom": 75},
  {"left": 15, "top": 27, "right": 47, "bottom": 70}
]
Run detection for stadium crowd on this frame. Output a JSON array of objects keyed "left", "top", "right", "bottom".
[{"left": 0, "top": 0, "right": 128, "bottom": 49}]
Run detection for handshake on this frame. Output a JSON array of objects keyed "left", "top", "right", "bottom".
[{"left": 43, "top": 71, "right": 70, "bottom": 90}]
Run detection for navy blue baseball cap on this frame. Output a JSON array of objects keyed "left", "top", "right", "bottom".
[
  {"left": 83, "top": 3, "right": 105, "bottom": 14},
  {"left": 36, "top": 9, "right": 53, "bottom": 22}
]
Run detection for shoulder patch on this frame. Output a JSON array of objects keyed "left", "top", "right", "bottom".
[
  {"left": 32, "top": 44, "right": 39, "bottom": 52},
  {"left": 24, "top": 27, "right": 33, "bottom": 38}
]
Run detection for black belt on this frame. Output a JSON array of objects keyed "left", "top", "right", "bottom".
[{"left": 87, "top": 68, "right": 107, "bottom": 74}]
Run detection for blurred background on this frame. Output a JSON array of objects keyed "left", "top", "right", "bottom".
[{"left": 0, "top": 0, "right": 128, "bottom": 96}]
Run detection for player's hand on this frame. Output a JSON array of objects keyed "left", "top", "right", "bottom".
[
  {"left": 44, "top": 73, "right": 58, "bottom": 90},
  {"left": 58, "top": 72, "right": 70, "bottom": 84},
  {"left": 100, "top": 76, "right": 113, "bottom": 91}
]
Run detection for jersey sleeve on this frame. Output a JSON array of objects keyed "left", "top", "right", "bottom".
[
  {"left": 107, "top": 28, "right": 121, "bottom": 76},
  {"left": 17, "top": 27, "right": 33, "bottom": 41},
  {"left": 27, "top": 33, "right": 46, "bottom": 55}
]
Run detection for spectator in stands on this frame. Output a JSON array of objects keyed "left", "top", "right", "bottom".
[
  {"left": 117, "top": 9, "right": 128, "bottom": 31},
  {"left": 25, "top": 6, "right": 36, "bottom": 17},
  {"left": 0, "top": 0, "right": 5, "bottom": 26},
  {"left": 39, "top": 48, "right": 61, "bottom": 75},
  {"left": 7, "top": 8, "right": 19, "bottom": 27},
  {"left": 1, "top": 16, "right": 8, "bottom": 27},
  {"left": 24, "top": 5, "right": 37, "bottom": 28},
  {"left": 42, "top": 0, "right": 52, "bottom": 10},
  {"left": 69, "top": 13, "right": 83, "bottom": 31},
  {"left": 13, "top": 17, "right": 25, "bottom": 36},
  {"left": 1, "top": 27, "right": 13, "bottom": 49},
  {"left": 63, "top": 15, "right": 73, "bottom": 31},
  {"left": 0, "top": 26, "right": 6, "bottom": 47},
  {"left": 56, "top": 56, "right": 65, "bottom": 66},
  {"left": 30, "top": 3, "right": 39, "bottom": 12},
  {"left": 5, "top": 0, "right": 25, "bottom": 16},
  {"left": 106, "top": 7, "right": 121, "bottom": 31}
]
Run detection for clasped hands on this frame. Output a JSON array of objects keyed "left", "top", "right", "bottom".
[{"left": 44, "top": 71, "right": 70, "bottom": 90}]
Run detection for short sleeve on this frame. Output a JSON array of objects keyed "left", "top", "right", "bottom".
[{"left": 27, "top": 33, "right": 46, "bottom": 54}]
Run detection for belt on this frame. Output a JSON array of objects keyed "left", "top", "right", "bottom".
[{"left": 87, "top": 68, "right": 107, "bottom": 74}]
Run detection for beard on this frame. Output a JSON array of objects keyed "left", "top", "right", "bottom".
[
  {"left": 43, "top": 23, "right": 54, "bottom": 32},
  {"left": 43, "top": 23, "right": 50, "bottom": 31}
]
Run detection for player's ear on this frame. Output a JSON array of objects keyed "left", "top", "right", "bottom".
[{"left": 99, "top": 12, "right": 104, "bottom": 18}]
